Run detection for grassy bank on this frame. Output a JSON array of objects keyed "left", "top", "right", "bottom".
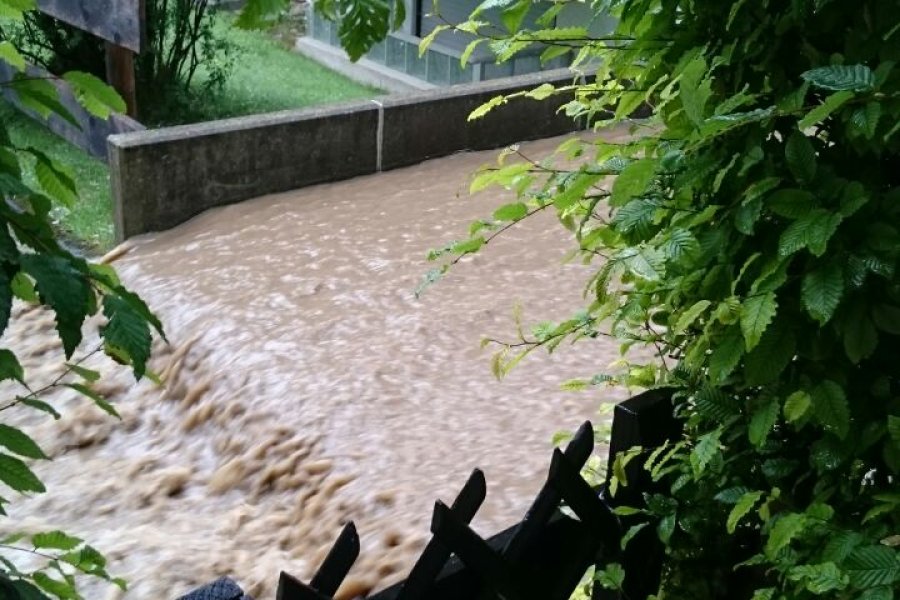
[
  {"left": 1, "top": 100, "right": 115, "bottom": 251},
  {"left": 4, "top": 11, "right": 383, "bottom": 251},
  {"left": 192, "top": 12, "right": 382, "bottom": 121}
]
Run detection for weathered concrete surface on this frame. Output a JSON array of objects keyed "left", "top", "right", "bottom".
[
  {"left": 109, "top": 70, "right": 586, "bottom": 239},
  {"left": 109, "top": 101, "right": 379, "bottom": 240},
  {"left": 380, "top": 69, "right": 581, "bottom": 170},
  {"left": 0, "top": 62, "right": 145, "bottom": 159}
]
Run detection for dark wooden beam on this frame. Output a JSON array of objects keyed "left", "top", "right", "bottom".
[
  {"left": 105, "top": 42, "right": 138, "bottom": 118},
  {"left": 37, "top": 0, "right": 145, "bottom": 53}
]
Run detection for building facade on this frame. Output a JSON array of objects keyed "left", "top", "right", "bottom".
[{"left": 307, "top": 0, "right": 614, "bottom": 86}]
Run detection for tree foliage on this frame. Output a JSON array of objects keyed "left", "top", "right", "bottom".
[
  {"left": 238, "top": 0, "right": 405, "bottom": 61},
  {"left": 0, "top": 2, "right": 162, "bottom": 597},
  {"left": 415, "top": 0, "right": 900, "bottom": 597}
]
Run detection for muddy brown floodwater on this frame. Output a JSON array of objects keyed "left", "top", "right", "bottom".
[{"left": 2, "top": 127, "right": 634, "bottom": 599}]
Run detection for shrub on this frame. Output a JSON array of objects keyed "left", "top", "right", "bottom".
[
  {"left": 2, "top": 0, "right": 237, "bottom": 124},
  {"left": 417, "top": 0, "right": 900, "bottom": 598}
]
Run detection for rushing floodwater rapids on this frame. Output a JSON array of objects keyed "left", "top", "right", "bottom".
[{"left": 2, "top": 129, "right": 634, "bottom": 599}]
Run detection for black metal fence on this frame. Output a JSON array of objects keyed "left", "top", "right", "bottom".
[{"left": 181, "top": 388, "right": 679, "bottom": 600}]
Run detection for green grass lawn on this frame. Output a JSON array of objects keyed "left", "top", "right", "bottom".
[
  {"left": 187, "top": 12, "right": 383, "bottom": 123},
  {"left": 1, "top": 99, "right": 116, "bottom": 252},
  {"left": 4, "top": 12, "right": 383, "bottom": 251}
]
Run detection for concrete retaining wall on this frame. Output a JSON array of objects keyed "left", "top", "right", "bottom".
[
  {"left": 109, "top": 102, "right": 379, "bottom": 240},
  {"left": 109, "top": 69, "right": 583, "bottom": 240}
]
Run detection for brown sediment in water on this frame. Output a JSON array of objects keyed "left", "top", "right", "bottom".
[{"left": 1, "top": 127, "right": 635, "bottom": 599}]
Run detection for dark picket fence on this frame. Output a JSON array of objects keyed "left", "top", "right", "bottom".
[{"left": 180, "top": 388, "right": 679, "bottom": 600}]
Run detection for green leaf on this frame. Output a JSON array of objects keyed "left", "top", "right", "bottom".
[
  {"left": 802, "top": 262, "right": 844, "bottom": 324},
  {"left": 727, "top": 491, "right": 763, "bottom": 533},
  {"left": 64, "top": 383, "right": 119, "bottom": 418},
  {"left": 60, "top": 544, "right": 107, "bottom": 572},
  {"left": 708, "top": 326, "right": 744, "bottom": 382},
  {"left": 19, "top": 254, "right": 92, "bottom": 359},
  {"left": 657, "top": 512, "right": 676, "bottom": 543},
  {"left": 0, "top": 41, "right": 26, "bottom": 71},
  {"left": 801, "top": 64, "right": 876, "bottom": 91},
  {"left": 734, "top": 196, "right": 762, "bottom": 235},
  {"left": 460, "top": 38, "right": 486, "bottom": 67},
  {"left": 450, "top": 237, "right": 485, "bottom": 255},
  {"left": 744, "top": 321, "right": 796, "bottom": 385},
  {"left": 32, "top": 572, "right": 76, "bottom": 600},
  {"left": 823, "top": 530, "right": 865, "bottom": 562},
  {"left": 619, "top": 247, "right": 664, "bottom": 281},
  {"left": 845, "top": 546, "right": 900, "bottom": 588},
  {"left": 32, "top": 530, "right": 83, "bottom": 551},
  {"left": 784, "top": 391, "right": 811, "bottom": 422},
  {"left": 0, "top": 425, "right": 46, "bottom": 459},
  {"left": 741, "top": 292, "right": 777, "bottom": 350},
  {"left": 620, "top": 522, "right": 648, "bottom": 551},
  {"left": 492, "top": 202, "right": 528, "bottom": 222},
  {"left": 62, "top": 71, "right": 126, "bottom": 119},
  {"left": 749, "top": 398, "right": 780, "bottom": 447},
  {"left": 811, "top": 380, "right": 850, "bottom": 438},
  {"left": 11, "top": 272, "right": 38, "bottom": 303},
  {"left": 500, "top": 0, "right": 530, "bottom": 32},
  {"left": 102, "top": 295, "right": 153, "bottom": 379},
  {"left": 0, "top": 0, "right": 35, "bottom": 18},
  {"left": 67, "top": 364, "right": 100, "bottom": 383},
  {"left": 614, "top": 198, "right": 659, "bottom": 235},
  {"left": 611, "top": 159, "right": 656, "bottom": 207},
  {"left": 596, "top": 562, "right": 625, "bottom": 590},
  {"left": 858, "top": 586, "right": 894, "bottom": 600},
  {"left": 849, "top": 102, "right": 882, "bottom": 139},
  {"left": 786, "top": 132, "right": 817, "bottom": 184},
  {"left": 690, "top": 427, "right": 722, "bottom": 476},
  {"left": 888, "top": 416, "right": 900, "bottom": 443},
  {"left": 236, "top": 0, "right": 289, "bottom": 28},
  {"left": 109, "top": 286, "right": 164, "bottom": 340},
  {"left": 788, "top": 562, "right": 848, "bottom": 594},
  {"left": 10, "top": 76, "right": 77, "bottom": 125},
  {"left": 34, "top": 155, "right": 77, "bottom": 207},
  {"left": 778, "top": 209, "right": 842, "bottom": 257},
  {"left": 798, "top": 90, "right": 854, "bottom": 129},
  {"left": 0, "top": 452, "right": 45, "bottom": 493},
  {"left": 468, "top": 95, "right": 506, "bottom": 121},
  {"left": 751, "top": 588, "right": 775, "bottom": 600},
  {"left": 767, "top": 188, "right": 814, "bottom": 219},
  {"left": 843, "top": 313, "right": 878, "bottom": 364},
  {"left": 765, "top": 513, "right": 807, "bottom": 558},
  {"left": 680, "top": 55, "right": 712, "bottom": 125},
  {"left": 334, "top": 0, "right": 396, "bottom": 61},
  {"left": 714, "top": 486, "right": 751, "bottom": 504},
  {"left": 0, "top": 349, "right": 23, "bottom": 383},
  {"left": 673, "top": 300, "right": 710, "bottom": 334},
  {"left": 694, "top": 387, "right": 739, "bottom": 421},
  {"left": 19, "top": 397, "right": 60, "bottom": 420},
  {"left": 872, "top": 304, "right": 900, "bottom": 334},
  {"left": 839, "top": 181, "right": 868, "bottom": 216},
  {"left": 525, "top": 83, "right": 557, "bottom": 101},
  {"left": 419, "top": 25, "right": 448, "bottom": 56}
]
